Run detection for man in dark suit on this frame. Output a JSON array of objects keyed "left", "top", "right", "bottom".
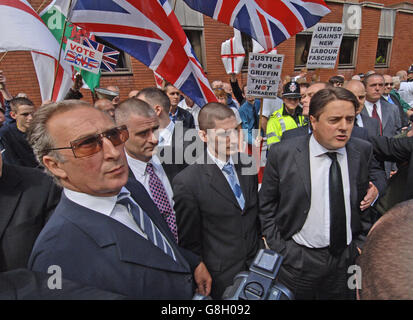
[
  {"left": 0, "top": 97, "right": 39, "bottom": 168},
  {"left": 383, "top": 74, "right": 409, "bottom": 128},
  {"left": 27, "top": 100, "right": 211, "bottom": 299},
  {"left": 173, "top": 102, "right": 261, "bottom": 299},
  {"left": 283, "top": 82, "right": 386, "bottom": 211},
  {"left": 115, "top": 98, "right": 180, "bottom": 242},
  {"left": 137, "top": 87, "right": 198, "bottom": 182},
  {"left": 164, "top": 83, "right": 195, "bottom": 129},
  {"left": 362, "top": 73, "right": 402, "bottom": 178},
  {"left": 0, "top": 153, "right": 61, "bottom": 272},
  {"left": 260, "top": 87, "right": 374, "bottom": 299}
]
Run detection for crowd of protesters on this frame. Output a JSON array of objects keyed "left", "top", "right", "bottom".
[{"left": 1, "top": 64, "right": 413, "bottom": 300}]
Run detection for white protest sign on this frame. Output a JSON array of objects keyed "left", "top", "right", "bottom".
[
  {"left": 306, "top": 23, "right": 344, "bottom": 69},
  {"left": 246, "top": 53, "right": 284, "bottom": 98},
  {"left": 63, "top": 39, "right": 102, "bottom": 74}
]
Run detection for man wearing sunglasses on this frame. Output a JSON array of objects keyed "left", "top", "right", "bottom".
[
  {"left": 27, "top": 100, "right": 211, "bottom": 299},
  {"left": 382, "top": 74, "right": 409, "bottom": 128}
]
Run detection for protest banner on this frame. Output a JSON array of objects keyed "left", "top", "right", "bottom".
[
  {"left": 306, "top": 23, "right": 344, "bottom": 69},
  {"left": 63, "top": 39, "right": 102, "bottom": 74},
  {"left": 246, "top": 53, "right": 284, "bottom": 99}
]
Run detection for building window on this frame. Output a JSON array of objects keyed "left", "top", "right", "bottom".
[
  {"left": 241, "top": 32, "right": 253, "bottom": 70},
  {"left": 294, "top": 34, "right": 312, "bottom": 68},
  {"left": 375, "top": 38, "right": 392, "bottom": 66},
  {"left": 94, "top": 36, "right": 132, "bottom": 75},
  {"left": 338, "top": 36, "right": 357, "bottom": 68},
  {"left": 183, "top": 28, "right": 205, "bottom": 69}
]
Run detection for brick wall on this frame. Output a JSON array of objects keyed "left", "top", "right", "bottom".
[{"left": 2, "top": 0, "right": 413, "bottom": 107}]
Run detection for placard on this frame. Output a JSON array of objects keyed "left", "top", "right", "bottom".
[
  {"left": 246, "top": 53, "right": 284, "bottom": 98},
  {"left": 63, "top": 39, "right": 102, "bottom": 74},
  {"left": 306, "top": 23, "right": 344, "bottom": 69}
]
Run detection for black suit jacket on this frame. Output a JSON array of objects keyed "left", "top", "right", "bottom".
[
  {"left": 259, "top": 135, "right": 373, "bottom": 266},
  {"left": 0, "top": 269, "right": 126, "bottom": 300},
  {"left": 0, "top": 164, "right": 61, "bottom": 272},
  {"left": 173, "top": 152, "right": 261, "bottom": 299},
  {"left": 156, "top": 124, "right": 198, "bottom": 183},
  {"left": 281, "top": 124, "right": 387, "bottom": 195},
  {"left": 360, "top": 113, "right": 381, "bottom": 139},
  {"left": 371, "top": 136, "right": 413, "bottom": 203},
  {"left": 174, "top": 107, "right": 195, "bottom": 129},
  {"left": 29, "top": 179, "right": 200, "bottom": 299}
]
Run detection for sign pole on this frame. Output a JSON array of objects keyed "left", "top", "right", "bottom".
[{"left": 50, "top": 0, "right": 74, "bottom": 101}]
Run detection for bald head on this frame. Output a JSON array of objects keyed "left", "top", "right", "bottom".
[
  {"left": 359, "top": 200, "right": 413, "bottom": 299},
  {"left": 344, "top": 80, "right": 366, "bottom": 114}
]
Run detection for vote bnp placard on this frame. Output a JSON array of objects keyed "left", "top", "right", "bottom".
[
  {"left": 63, "top": 39, "right": 103, "bottom": 74},
  {"left": 246, "top": 53, "right": 284, "bottom": 98},
  {"left": 306, "top": 23, "right": 344, "bottom": 69}
]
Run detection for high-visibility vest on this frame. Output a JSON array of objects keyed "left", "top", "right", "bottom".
[{"left": 266, "top": 105, "right": 305, "bottom": 145}]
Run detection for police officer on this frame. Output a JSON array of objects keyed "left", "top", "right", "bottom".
[{"left": 266, "top": 81, "right": 305, "bottom": 146}]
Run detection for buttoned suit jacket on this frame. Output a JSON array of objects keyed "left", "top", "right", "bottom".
[
  {"left": 0, "top": 164, "right": 61, "bottom": 272},
  {"left": 28, "top": 178, "right": 200, "bottom": 299},
  {"left": 173, "top": 152, "right": 261, "bottom": 299},
  {"left": 360, "top": 113, "right": 381, "bottom": 139},
  {"left": 259, "top": 135, "right": 373, "bottom": 268}
]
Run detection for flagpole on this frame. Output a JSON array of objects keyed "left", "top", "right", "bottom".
[{"left": 50, "top": 0, "right": 74, "bottom": 101}]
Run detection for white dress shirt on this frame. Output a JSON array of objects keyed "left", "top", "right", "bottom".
[
  {"left": 206, "top": 148, "right": 242, "bottom": 192},
  {"left": 355, "top": 114, "right": 364, "bottom": 127},
  {"left": 292, "top": 135, "right": 352, "bottom": 248},
  {"left": 64, "top": 187, "right": 147, "bottom": 238},
  {"left": 178, "top": 99, "right": 201, "bottom": 130},
  {"left": 364, "top": 100, "right": 383, "bottom": 121},
  {"left": 126, "top": 153, "right": 175, "bottom": 210},
  {"left": 158, "top": 120, "right": 175, "bottom": 147}
]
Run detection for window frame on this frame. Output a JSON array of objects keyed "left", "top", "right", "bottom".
[{"left": 375, "top": 37, "right": 392, "bottom": 68}]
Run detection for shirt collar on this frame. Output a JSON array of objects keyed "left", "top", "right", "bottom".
[
  {"left": 126, "top": 152, "right": 161, "bottom": 178},
  {"left": 206, "top": 148, "right": 234, "bottom": 170},
  {"left": 63, "top": 187, "right": 130, "bottom": 216},
  {"left": 310, "top": 134, "right": 346, "bottom": 158},
  {"left": 159, "top": 120, "right": 174, "bottom": 146}
]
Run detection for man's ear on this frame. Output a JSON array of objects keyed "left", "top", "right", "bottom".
[
  {"left": 198, "top": 130, "right": 208, "bottom": 143},
  {"left": 153, "top": 105, "right": 162, "bottom": 117},
  {"left": 42, "top": 155, "right": 68, "bottom": 180},
  {"left": 9, "top": 111, "right": 17, "bottom": 120}
]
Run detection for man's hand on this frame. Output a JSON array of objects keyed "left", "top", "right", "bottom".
[
  {"left": 360, "top": 182, "right": 378, "bottom": 211},
  {"left": 194, "top": 262, "right": 212, "bottom": 297},
  {"left": 73, "top": 73, "right": 83, "bottom": 91}
]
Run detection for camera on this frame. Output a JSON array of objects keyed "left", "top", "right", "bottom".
[{"left": 222, "top": 249, "right": 294, "bottom": 300}]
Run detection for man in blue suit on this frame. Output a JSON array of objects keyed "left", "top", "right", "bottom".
[{"left": 27, "top": 100, "right": 211, "bottom": 299}]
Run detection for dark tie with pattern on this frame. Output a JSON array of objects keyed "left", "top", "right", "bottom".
[
  {"left": 117, "top": 192, "right": 177, "bottom": 260},
  {"left": 372, "top": 104, "right": 382, "bottom": 135},
  {"left": 146, "top": 163, "right": 178, "bottom": 242},
  {"left": 326, "top": 152, "right": 347, "bottom": 256}
]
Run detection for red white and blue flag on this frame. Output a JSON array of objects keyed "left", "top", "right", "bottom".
[
  {"left": 183, "top": 0, "right": 331, "bottom": 51},
  {"left": 82, "top": 38, "right": 120, "bottom": 72},
  {"left": 70, "top": 0, "right": 217, "bottom": 107}
]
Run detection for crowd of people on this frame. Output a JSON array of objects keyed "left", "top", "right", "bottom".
[{"left": 1, "top": 64, "right": 413, "bottom": 300}]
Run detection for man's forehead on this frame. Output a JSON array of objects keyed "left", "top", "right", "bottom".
[
  {"left": 367, "top": 76, "right": 384, "bottom": 84},
  {"left": 129, "top": 114, "right": 159, "bottom": 128},
  {"left": 17, "top": 104, "right": 35, "bottom": 112},
  {"left": 213, "top": 116, "right": 237, "bottom": 129}
]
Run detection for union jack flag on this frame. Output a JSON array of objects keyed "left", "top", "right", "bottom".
[
  {"left": 70, "top": 0, "right": 217, "bottom": 107},
  {"left": 183, "top": 0, "right": 331, "bottom": 50},
  {"left": 82, "top": 37, "right": 120, "bottom": 72}
]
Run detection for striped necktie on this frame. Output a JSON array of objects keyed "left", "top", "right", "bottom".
[
  {"left": 222, "top": 163, "right": 245, "bottom": 210},
  {"left": 117, "top": 192, "right": 176, "bottom": 261},
  {"left": 372, "top": 104, "right": 382, "bottom": 135}
]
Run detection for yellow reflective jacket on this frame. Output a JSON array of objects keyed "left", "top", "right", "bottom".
[{"left": 266, "top": 105, "right": 305, "bottom": 145}]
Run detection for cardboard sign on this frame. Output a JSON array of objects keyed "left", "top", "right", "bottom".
[
  {"left": 63, "top": 39, "right": 102, "bottom": 74},
  {"left": 306, "top": 23, "right": 344, "bottom": 69},
  {"left": 246, "top": 53, "right": 284, "bottom": 98}
]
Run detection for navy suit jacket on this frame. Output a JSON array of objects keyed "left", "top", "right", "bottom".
[{"left": 28, "top": 179, "right": 200, "bottom": 299}]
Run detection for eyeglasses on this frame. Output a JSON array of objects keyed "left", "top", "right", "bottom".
[
  {"left": 385, "top": 82, "right": 394, "bottom": 86},
  {"left": 44, "top": 125, "right": 129, "bottom": 158}
]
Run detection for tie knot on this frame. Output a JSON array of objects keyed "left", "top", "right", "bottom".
[
  {"left": 222, "top": 163, "right": 234, "bottom": 176},
  {"left": 146, "top": 162, "right": 154, "bottom": 175},
  {"left": 326, "top": 152, "right": 337, "bottom": 161}
]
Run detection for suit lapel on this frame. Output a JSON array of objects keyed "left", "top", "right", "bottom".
[
  {"left": 0, "top": 165, "right": 23, "bottom": 240},
  {"left": 380, "top": 99, "right": 391, "bottom": 131},
  {"left": 294, "top": 136, "right": 311, "bottom": 199},
  {"left": 59, "top": 193, "right": 189, "bottom": 273}
]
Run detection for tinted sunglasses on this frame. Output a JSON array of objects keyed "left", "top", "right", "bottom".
[{"left": 45, "top": 125, "right": 129, "bottom": 158}]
